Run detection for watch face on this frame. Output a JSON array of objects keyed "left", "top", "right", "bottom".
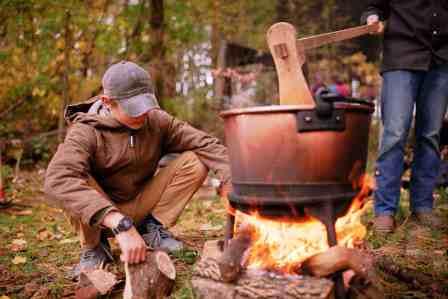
[{"left": 119, "top": 217, "right": 134, "bottom": 231}]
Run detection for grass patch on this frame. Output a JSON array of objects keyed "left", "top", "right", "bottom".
[
  {"left": 172, "top": 249, "right": 200, "bottom": 265},
  {"left": 1, "top": 167, "right": 447, "bottom": 299}
]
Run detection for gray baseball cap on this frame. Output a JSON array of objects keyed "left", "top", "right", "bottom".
[{"left": 102, "top": 61, "right": 159, "bottom": 117}]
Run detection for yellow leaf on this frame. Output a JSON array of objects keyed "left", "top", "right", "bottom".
[
  {"left": 37, "top": 229, "right": 53, "bottom": 241},
  {"left": 0, "top": 295, "right": 11, "bottom": 299},
  {"left": 11, "top": 256, "right": 27, "bottom": 265},
  {"left": 59, "top": 238, "right": 78, "bottom": 244}
]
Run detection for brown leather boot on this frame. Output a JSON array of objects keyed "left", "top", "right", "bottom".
[
  {"left": 373, "top": 215, "right": 395, "bottom": 234},
  {"left": 411, "top": 212, "right": 443, "bottom": 229}
]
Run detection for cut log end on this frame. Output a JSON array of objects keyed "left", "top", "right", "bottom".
[
  {"left": 155, "top": 251, "right": 176, "bottom": 280},
  {"left": 75, "top": 269, "right": 117, "bottom": 299},
  {"left": 124, "top": 250, "right": 175, "bottom": 299}
]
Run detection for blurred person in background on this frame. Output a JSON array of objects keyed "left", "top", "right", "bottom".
[{"left": 362, "top": 0, "right": 448, "bottom": 233}]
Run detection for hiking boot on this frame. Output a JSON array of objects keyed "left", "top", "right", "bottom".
[
  {"left": 411, "top": 212, "right": 443, "bottom": 229},
  {"left": 373, "top": 215, "right": 395, "bottom": 234},
  {"left": 139, "top": 215, "right": 183, "bottom": 252},
  {"left": 71, "top": 232, "right": 113, "bottom": 279}
]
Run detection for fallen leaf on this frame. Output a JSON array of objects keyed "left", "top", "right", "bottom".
[
  {"left": 30, "top": 286, "right": 49, "bottom": 299},
  {"left": 36, "top": 229, "right": 53, "bottom": 241},
  {"left": 59, "top": 238, "right": 78, "bottom": 244},
  {"left": 0, "top": 295, "right": 11, "bottom": 299},
  {"left": 52, "top": 233, "right": 63, "bottom": 240},
  {"left": 16, "top": 233, "right": 25, "bottom": 238},
  {"left": 38, "top": 248, "right": 49, "bottom": 257},
  {"left": 24, "top": 282, "right": 39, "bottom": 297},
  {"left": 10, "top": 239, "right": 27, "bottom": 252},
  {"left": 41, "top": 215, "right": 55, "bottom": 222},
  {"left": 11, "top": 256, "right": 27, "bottom": 265},
  {"left": 199, "top": 223, "right": 223, "bottom": 231},
  {"left": 14, "top": 209, "right": 33, "bottom": 216}
]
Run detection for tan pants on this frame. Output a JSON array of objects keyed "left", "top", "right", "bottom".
[{"left": 70, "top": 151, "right": 208, "bottom": 249}]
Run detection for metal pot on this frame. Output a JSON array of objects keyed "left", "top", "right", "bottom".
[{"left": 220, "top": 95, "right": 374, "bottom": 211}]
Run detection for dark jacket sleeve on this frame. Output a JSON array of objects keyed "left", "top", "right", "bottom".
[
  {"left": 159, "top": 111, "right": 231, "bottom": 183},
  {"left": 361, "top": 0, "right": 390, "bottom": 23},
  {"left": 44, "top": 123, "right": 117, "bottom": 226}
]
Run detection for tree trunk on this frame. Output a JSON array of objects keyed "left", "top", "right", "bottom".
[
  {"left": 58, "top": 10, "right": 71, "bottom": 142},
  {"left": 148, "top": 0, "right": 174, "bottom": 109},
  {"left": 0, "top": 144, "right": 4, "bottom": 204},
  {"left": 276, "top": 0, "right": 290, "bottom": 23}
]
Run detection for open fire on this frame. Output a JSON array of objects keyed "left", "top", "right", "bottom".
[{"left": 233, "top": 175, "right": 375, "bottom": 274}]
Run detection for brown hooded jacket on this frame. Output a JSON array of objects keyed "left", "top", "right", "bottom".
[{"left": 44, "top": 98, "right": 230, "bottom": 226}]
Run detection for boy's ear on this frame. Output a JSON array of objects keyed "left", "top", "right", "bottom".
[{"left": 100, "top": 95, "right": 113, "bottom": 106}]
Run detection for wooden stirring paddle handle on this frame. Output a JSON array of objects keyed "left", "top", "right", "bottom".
[{"left": 296, "top": 23, "right": 380, "bottom": 51}]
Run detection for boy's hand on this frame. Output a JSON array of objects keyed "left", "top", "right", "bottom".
[
  {"left": 101, "top": 211, "right": 147, "bottom": 264},
  {"left": 367, "top": 14, "right": 384, "bottom": 34},
  {"left": 115, "top": 227, "right": 147, "bottom": 264}
]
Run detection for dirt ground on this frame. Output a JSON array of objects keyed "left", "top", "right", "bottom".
[{"left": 0, "top": 169, "right": 447, "bottom": 299}]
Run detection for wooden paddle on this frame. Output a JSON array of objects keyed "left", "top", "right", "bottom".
[
  {"left": 266, "top": 22, "right": 380, "bottom": 106},
  {"left": 267, "top": 22, "right": 314, "bottom": 106}
]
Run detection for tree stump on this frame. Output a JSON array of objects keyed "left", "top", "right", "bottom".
[{"left": 123, "top": 250, "right": 176, "bottom": 299}]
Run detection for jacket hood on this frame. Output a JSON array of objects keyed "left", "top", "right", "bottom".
[{"left": 65, "top": 97, "right": 126, "bottom": 130}]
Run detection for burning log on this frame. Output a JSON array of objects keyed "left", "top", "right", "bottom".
[
  {"left": 123, "top": 250, "right": 175, "bottom": 299},
  {"left": 217, "top": 224, "right": 253, "bottom": 282},
  {"left": 192, "top": 240, "right": 335, "bottom": 299},
  {"left": 301, "top": 246, "right": 384, "bottom": 299},
  {"left": 301, "top": 246, "right": 371, "bottom": 279},
  {"left": 193, "top": 266, "right": 334, "bottom": 299}
]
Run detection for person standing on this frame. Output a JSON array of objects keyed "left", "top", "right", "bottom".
[{"left": 362, "top": 0, "right": 448, "bottom": 233}]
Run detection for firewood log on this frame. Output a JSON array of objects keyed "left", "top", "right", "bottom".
[
  {"left": 347, "top": 275, "right": 384, "bottom": 299},
  {"left": 374, "top": 255, "right": 443, "bottom": 295},
  {"left": 75, "top": 269, "right": 117, "bottom": 299},
  {"left": 217, "top": 224, "right": 253, "bottom": 282},
  {"left": 192, "top": 270, "right": 334, "bottom": 299},
  {"left": 301, "top": 246, "right": 372, "bottom": 280},
  {"left": 123, "top": 250, "right": 176, "bottom": 299}
]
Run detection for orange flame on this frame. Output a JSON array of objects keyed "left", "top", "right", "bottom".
[{"left": 236, "top": 175, "right": 374, "bottom": 274}]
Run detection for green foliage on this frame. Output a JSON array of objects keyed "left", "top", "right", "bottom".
[
  {"left": 0, "top": 0, "right": 380, "bottom": 160},
  {"left": 24, "top": 137, "right": 53, "bottom": 164},
  {"left": 1, "top": 164, "right": 13, "bottom": 183},
  {"left": 172, "top": 249, "right": 199, "bottom": 265},
  {"left": 173, "top": 286, "right": 195, "bottom": 299},
  {"left": 165, "top": 90, "right": 224, "bottom": 138}
]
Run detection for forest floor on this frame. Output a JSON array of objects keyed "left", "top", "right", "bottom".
[{"left": 0, "top": 169, "right": 447, "bottom": 299}]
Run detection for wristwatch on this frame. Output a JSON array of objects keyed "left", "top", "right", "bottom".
[{"left": 112, "top": 216, "right": 134, "bottom": 235}]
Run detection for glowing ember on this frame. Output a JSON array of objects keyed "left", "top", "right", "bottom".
[{"left": 235, "top": 175, "right": 374, "bottom": 274}]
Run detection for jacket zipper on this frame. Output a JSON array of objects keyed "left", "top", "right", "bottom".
[{"left": 129, "top": 133, "right": 136, "bottom": 187}]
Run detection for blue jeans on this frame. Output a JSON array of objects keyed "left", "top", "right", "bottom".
[{"left": 375, "top": 65, "right": 448, "bottom": 216}]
